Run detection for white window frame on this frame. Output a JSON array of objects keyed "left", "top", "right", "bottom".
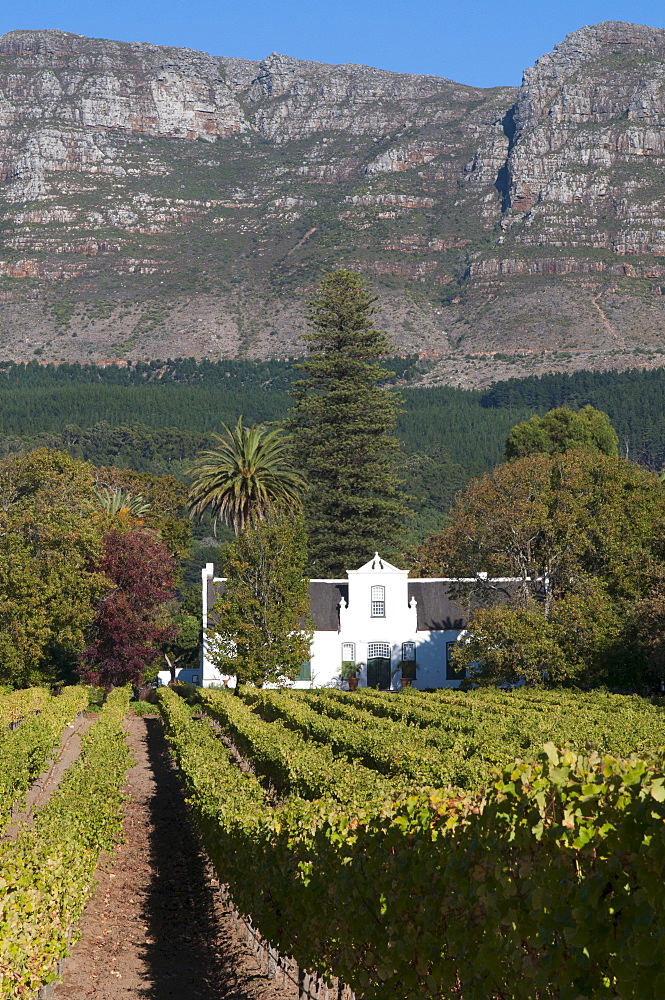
[
  {"left": 402, "top": 641, "right": 416, "bottom": 662},
  {"left": 367, "top": 642, "right": 391, "bottom": 660},
  {"left": 341, "top": 642, "right": 356, "bottom": 663},
  {"left": 371, "top": 585, "right": 386, "bottom": 618}
]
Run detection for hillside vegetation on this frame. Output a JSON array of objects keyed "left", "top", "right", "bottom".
[
  {"left": 2, "top": 358, "right": 663, "bottom": 468},
  {"left": 5, "top": 24, "right": 665, "bottom": 377},
  {"left": 2, "top": 359, "right": 663, "bottom": 561}
]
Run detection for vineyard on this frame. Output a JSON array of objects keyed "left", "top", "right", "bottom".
[
  {"left": 4, "top": 683, "right": 665, "bottom": 999},
  {"left": 159, "top": 685, "right": 665, "bottom": 1000},
  {"left": 0, "top": 685, "right": 131, "bottom": 998}
]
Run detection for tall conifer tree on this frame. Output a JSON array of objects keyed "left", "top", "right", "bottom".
[{"left": 290, "top": 270, "right": 409, "bottom": 576}]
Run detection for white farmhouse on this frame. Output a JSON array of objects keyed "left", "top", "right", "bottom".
[{"left": 164, "top": 553, "right": 517, "bottom": 691}]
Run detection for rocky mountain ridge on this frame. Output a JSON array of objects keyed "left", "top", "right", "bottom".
[{"left": 2, "top": 23, "right": 665, "bottom": 384}]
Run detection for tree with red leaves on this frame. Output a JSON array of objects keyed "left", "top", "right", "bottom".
[{"left": 79, "top": 529, "right": 177, "bottom": 689}]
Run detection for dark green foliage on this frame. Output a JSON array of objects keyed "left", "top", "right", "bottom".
[
  {"left": 0, "top": 357, "right": 300, "bottom": 390},
  {"left": 161, "top": 612, "right": 200, "bottom": 680},
  {"left": 453, "top": 583, "right": 630, "bottom": 689},
  {"left": 34, "top": 423, "right": 209, "bottom": 473},
  {"left": 290, "top": 271, "right": 411, "bottom": 574},
  {"left": 0, "top": 449, "right": 109, "bottom": 686},
  {"left": 482, "top": 367, "right": 665, "bottom": 468},
  {"left": 505, "top": 405, "right": 619, "bottom": 460},
  {"left": 423, "top": 448, "right": 665, "bottom": 689},
  {"left": 3, "top": 360, "right": 665, "bottom": 549}
]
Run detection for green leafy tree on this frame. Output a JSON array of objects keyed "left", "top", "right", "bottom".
[
  {"left": 455, "top": 579, "right": 631, "bottom": 688},
  {"left": 453, "top": 602, "right": 568, "bottom": 686},
  {"left": 424, "top": 449, "right": 661, "bottom": 689},
  {"left": 505, "top": 405, "right": 619, "bottom": 460},
  {"left": 209, "top": 505, "right": 313, "bottom": 687},
  {"left": 630, "top": 568, "right": 665, "bottom": 689},
  {"left": 549, "top": 579, "right": 629, "bottom": 686},
  {"left": 0, "top": 448, "right": 109, "bottom": 685},
  {"left": 188, "top": 417, "right": 305, "bottom": 535},
  {"left": 290, "top": 270, "right": 410, "bottom": 575},
  {"left": 162, "top": 612, "right": 200, "bottom": 682},
  {"left": 418, "top": 450, "right": 665, "bottom": 603}
]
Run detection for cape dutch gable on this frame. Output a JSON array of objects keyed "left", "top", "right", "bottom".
[{"left": 160, "top": 553, "right": 521, "bottom": 691}]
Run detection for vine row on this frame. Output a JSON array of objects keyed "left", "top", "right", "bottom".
[
  {"left": 159, "top": 685, "right": 665, "bottom": 1000},
  {"left": 0, "top": 687, "right": 50, "bottom": 730},
  {"left": 197, "top": 689, "right": 397, "bottom": 803},
  {"left": 0, "top": 686, "right": 90, "bottom": 833},
  {"left": 0, "top": 687, "right": 132, "bottom": 999}
]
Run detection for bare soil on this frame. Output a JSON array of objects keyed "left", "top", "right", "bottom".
[{"left": 53, "top": 714, "right": 299, "bottom": 1000}]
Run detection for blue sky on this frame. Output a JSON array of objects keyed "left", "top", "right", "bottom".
[{"left": 2, "top": 1, "right": 665, "bottom": 87}]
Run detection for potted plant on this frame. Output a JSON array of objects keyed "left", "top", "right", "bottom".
[
  {"left": 341, "top": 660, "right": 360, "bottom": 690},
  {"left": 397, "top": 659, "right": 416, "bottom": 688}
]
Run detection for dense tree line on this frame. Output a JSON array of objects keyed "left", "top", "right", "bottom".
[
  {"left": 0, "top": 355, "right": 422, "bottom": 389},
  {"left": 0, "top": 358, "right": 300, "bottom": 388},
  {"left": 482, "top": 368, "right": 665, "bottom": 468},
  {"left": 7, "top": 423, "right": 210, "bottom": 474},
  {"left": 3, "top": 362, "right": 665, "bottom": 549},
  {"left": 0, "top": 385, "right": 292, "bottom": 438},
  {"left": 2, "top": 364, "right": 665, "bottom": 474}
]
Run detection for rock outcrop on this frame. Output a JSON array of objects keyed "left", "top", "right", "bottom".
[
  {"left": 483, "top": 21, "right": 665, "bottom": 256},
  {"left": 2, "top": 23, "right": 665, "bottom": 380}
]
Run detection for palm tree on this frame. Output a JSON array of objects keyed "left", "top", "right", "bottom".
[
  {"left": 188, "top": 418, "right": 306, "bottom": 534},
  {"left": 94, "top": 488, "right": 151, "bottom": 525}
]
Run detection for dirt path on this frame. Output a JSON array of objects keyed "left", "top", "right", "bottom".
[{"left": 53, "top": 715, "right": 299, "bottom": 1000}]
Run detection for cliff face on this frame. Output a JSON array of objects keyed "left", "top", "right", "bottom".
[
  {"left": 470, "top": 22, "right": 665, "bottom": 255},
  {"left": 3, "top": 24, "right": 665, "bottom": 384}
]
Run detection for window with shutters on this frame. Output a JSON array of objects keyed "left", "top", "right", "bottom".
[
  {"left": 297, "top": 660, "right": 312, "bottom": 682},
  {"left": 371, "top": 585, "right": 385, "bottom": 617},
  {"left": 341, "top": 642, "right": 356, "bottom": 663}
]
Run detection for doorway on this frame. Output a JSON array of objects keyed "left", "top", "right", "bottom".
[{"left": 366, "top": 657, "right": 391, "bottom": 689}]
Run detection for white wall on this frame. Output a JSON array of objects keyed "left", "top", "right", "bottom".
[
  {"left": 200, "top": 555, "right": 466, "bottom": 691},
  {"left": 307, "top": 555, "right": 463, "bottom": 690},
  {"left": 307, "top": 627, "right": 462, "bottom": 690}
]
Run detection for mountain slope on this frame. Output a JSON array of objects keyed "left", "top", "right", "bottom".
[{"left": 2, "top": 24, "right": 665, "bottom": 383}]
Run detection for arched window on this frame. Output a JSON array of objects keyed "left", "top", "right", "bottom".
[
  {"left": 371, "top": 585, "right": 385, "bottom": 617},
  {"left": 368, "top": 642, "right": 391, "bottom": 659}
]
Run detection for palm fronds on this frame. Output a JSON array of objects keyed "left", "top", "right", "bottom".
[
  {"left": 94, "top": 488, "right": 151, "bottom": 521},
  {"left": 188, "top": 418, "right": 306, "bottom": 534}
]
